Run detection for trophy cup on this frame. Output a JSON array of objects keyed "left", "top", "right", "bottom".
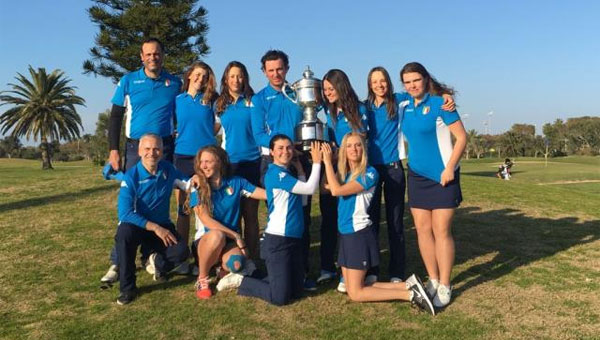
[{"left": 282, "top": 66, "right": 325, "bottom": 150}]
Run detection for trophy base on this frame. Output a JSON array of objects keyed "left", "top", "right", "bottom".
[{"left": 295, "top": 121, "right": 324, "bottom": 150}]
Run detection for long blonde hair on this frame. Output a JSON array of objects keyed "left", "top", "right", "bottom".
[{"left": 337, "top": 132, "right": 368, "bottom": 183}]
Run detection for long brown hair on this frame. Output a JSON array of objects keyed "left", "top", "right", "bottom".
[
  {"left": 400, "top": 62, "right": 455, "bottom": 96},
  {"left": 215, "top": 61, "right": 254, "bottom": 115},
  {"left": 367, "top": 66, "right": 397, "bottom": 120},
  {"left": 323, "top": 69, "right": 363, "bottom": 131},
  {"left": 337, "top": 132, "right": 368, "bottom": 183},
  {"left": 181, "top": 61, "right": 218, "bottom": 105},
  {"left": 185, "top": 145, "right": 232, "bottom": 215}
]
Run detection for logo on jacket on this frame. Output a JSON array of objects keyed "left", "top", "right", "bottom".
[
  {"left": 225, "top": 186, "right": 234, "bottom": 195},
  {"left": 279, "top": 172, "right": 286, "bottom": 181},
  {"left": 165, "top": 79, "right": 171, "bottom": 87},
  {"left": 422, "top": 106, "right": 430, "bottom": 115},
  {"left": 366, "top": 172, "right": 375, "bottom": 180}
]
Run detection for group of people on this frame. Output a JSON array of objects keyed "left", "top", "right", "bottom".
[{"left": 99, "top": 37, "right": 467, "bottom": 316}]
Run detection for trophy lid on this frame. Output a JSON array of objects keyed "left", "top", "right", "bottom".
[{"left": 294, "top": 65, "right": 321, "bottom": 89}]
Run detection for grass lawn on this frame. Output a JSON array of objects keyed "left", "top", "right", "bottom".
[{"left": 1, "top": 156, "right": 599, "bottom": 339}]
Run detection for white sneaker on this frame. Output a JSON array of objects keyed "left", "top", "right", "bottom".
[
  {"left": 173, "top": 261, "right": 190, "bottom": 275},
  {"left": 390, "top": 277, "right": 403, "bottom": 283},
  {"left": 433, "top": 284, "right": 452, "bottom": 308},
  {"left": 365, "top": 275, "right": 378, "bottom": 285},
  {"left": 337, "top": 277, "right": 347, "bottom": 293},
  {"left": 101, "top": 264, "right": 119, "bottom": 283},
  {"left": 216, "top": 272, "right": 244, "bottom": 291},
  {"left": 145, "top": 253, "right": 156, "bottom": 276},
  {"left": 404, "top": 274, "right": 418, "bottom": 288},
  {"left": 425, "top": 279, "right": 439, "bottom": 299}
]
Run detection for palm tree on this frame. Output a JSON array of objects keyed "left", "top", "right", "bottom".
[{"left": 0, "top": 66, "right": 85, "bottom": 169}]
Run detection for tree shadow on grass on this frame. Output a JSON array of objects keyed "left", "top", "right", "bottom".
[
  {"left": 462, "top": 170, "right": 524, "bottom": 178},
  {"left": 450, "top": 207, "right": 600, "bottom": 299},
  {"left": 137, "top": 274, "right": 196, "bottom": 296},
  {"left": 0, "top": 184, "right": 116, "bottom": 213}
]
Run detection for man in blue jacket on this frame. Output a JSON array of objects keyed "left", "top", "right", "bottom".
[{"left": 114, "top": 134, "right": 190, "bottom": 305}]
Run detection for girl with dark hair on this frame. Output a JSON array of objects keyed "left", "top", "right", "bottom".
[
  {"left": 399, "top": 62, "right": 466, "bottom": 308},
  {"left": 173, "top": 62, "right": 220, "bottom": 261},
  {"left": 189, "top": 145, "right": 266, "bottom": 299},
  {"left": 214, "top": 61, "right": 261, "bottom": 260},
  {"left": 365, "top": 66, "right": 454, "bottom": 283},
  {"left": 320, "top": 132, "right": 435, "bottom": 315},
  {"left": 317, "top": 69, "right": 369, "bottom": 287},
  {"left": 237, "top": 136, "right": 322, "bottom": 306}
]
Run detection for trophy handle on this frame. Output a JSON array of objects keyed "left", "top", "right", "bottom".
[{"left": 281, "top": 82, "right": 298, "bottom": 104}]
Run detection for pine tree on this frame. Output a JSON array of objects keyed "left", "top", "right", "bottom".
[{"left": 83, "top": 0, "right": 210, "bottom": 83}]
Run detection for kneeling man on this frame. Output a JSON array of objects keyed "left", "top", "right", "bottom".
[{"left": 115, "top": 133, "right": 190, "bottom": 305}]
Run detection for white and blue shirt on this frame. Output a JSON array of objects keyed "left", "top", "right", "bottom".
[
  {"left": 251, "top": 85, "right": 303, "bottom": 153},
  {"left": 219, "top": 96, "right": 261, "bottom": 163},
  {"left": 366, "top": 93, "right": 411, "bottom": 165},
  {"left": 117, "top": 160, "right": 188, "bottom": 228},
  {"left": 264, "top": 163, "right": 303, "bottom": 238},
  {"left": 111, "top": 68, "right": 182, "bottom": 139},
  {"left": 189, "top": 176, "right": 256, "bottom": 240},
  {"left": 174, "top": 92, "right": 216, "bottom": 156},
  {"left": 326, "top": 103, "right": 369, "bottom": 146},
  {"left": 337, "top": 166, "right": 379, "bottom": 234},
  {"left": 401, "top": 94, "right": 461, "bottom": 183}
]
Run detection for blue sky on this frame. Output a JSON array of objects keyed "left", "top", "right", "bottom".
[{"left": 1, "top": 0, "right": 599, "bottom": 143}]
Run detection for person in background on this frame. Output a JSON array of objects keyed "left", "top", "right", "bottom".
[
  {"left": 173, "top": 61, "right": 219, "bottom": 273},
  {"left": 214, "top": 61, "right": 261, "bottom": 260}
]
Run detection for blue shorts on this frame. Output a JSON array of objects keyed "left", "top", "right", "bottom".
[
  {"left": 337, "top": 226, "right": 379, "bottom": 270},
  {"left": 407, "top": 167, "right": 462, "bottom": 209},
  {"left": 231, "top": 158, "right": 261, "bottom": 187},
  {"left": 174, "top": 154, "right": 195, "bottom": 177}
]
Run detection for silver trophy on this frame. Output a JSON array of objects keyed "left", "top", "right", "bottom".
[{"left": 282, "top": 66, "right": 325, "bottom": 150}]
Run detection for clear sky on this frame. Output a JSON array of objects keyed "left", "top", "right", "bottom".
[{"left": 1, "top": 0, "right": 599, "bottom": 143}]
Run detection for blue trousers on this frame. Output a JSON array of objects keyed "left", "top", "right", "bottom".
[
  {"left": 116, "top": 222, "right": 189, "bottom": 293},
  {"left": 260, "top": 154, "right": 312, "bottom": 275},
  {"left": 367, "top": 163, "right": 407, "bottom": 279},
  {"left": 238, "top": 233, "right": 304, "bottom": 306}
]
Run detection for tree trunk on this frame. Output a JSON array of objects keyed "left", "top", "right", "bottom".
[{"left": 40, "top": 137, "right": 53, "bottom": 170}]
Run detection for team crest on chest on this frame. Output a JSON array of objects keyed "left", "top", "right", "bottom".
[
  {"left": 165, "top": 79, "right": 171, "bottom": 87},
  {"left": 422, "top": 106, "right": 430, "bottom": 115},
  {"left": 225, "top": 186, "right": 234, "bottom": 195}
]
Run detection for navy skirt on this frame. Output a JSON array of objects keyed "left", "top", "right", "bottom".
[
  {"left": 337, "top": 226, "right": 380, "bottom": 270},
  {"left": 407, "top": 167, "right": 462, "bottom": 209}
]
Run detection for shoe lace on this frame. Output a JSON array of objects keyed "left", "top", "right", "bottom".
[{"left": 195, "top": 277, "right": 209, "bottom": 290}]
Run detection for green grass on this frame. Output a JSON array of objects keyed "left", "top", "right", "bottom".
[{"left": 1, "top": 157, "right": 599, "bottom": 339}]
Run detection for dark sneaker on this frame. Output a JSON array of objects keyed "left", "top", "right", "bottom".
[
  {"left": 410, "top": 278, "right": 436, "bottom": 316},
  {"left": 303, "top": 278, "right": 317, "bottom": 292},
  {"left": 116, "top": 291, "right": 137, "bottom": 305}
]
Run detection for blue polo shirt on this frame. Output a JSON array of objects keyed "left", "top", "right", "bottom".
[
  {"left": 117, "top": 160, "right": 187, "bottom": 228},
  {"left": 264, "top": 163, "right": 303, "bottom": 238},
  {"left": 111, "top": 68, "right": 182, "bottom": 139},
  {"left": 174, "top": 92, "right": 216, "bottom": 156},
  {"left": 401, "top": 94, "right": 461, "bottom": 183},
  {"left": 366, "top": 93, "right": 411, "bottom": 165},
  {"left": 337, "top": 166, "right": 379, "bottom": 234},
  {"left": 219, "top": 96, "right": 261, "bottom": 163},
  {"left": 189, "top": 176, "right": 256, "bottom": 240},
  {"left": 325, "top": 103, "right": 369, "bottom": 146},
  {"left": 251, "top": 85, "right": 303, "bottom": 152}
]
